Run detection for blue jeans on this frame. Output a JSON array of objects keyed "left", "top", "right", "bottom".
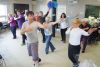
[{"left": 45, "top": 35, "right": 55, "bottom": 53}]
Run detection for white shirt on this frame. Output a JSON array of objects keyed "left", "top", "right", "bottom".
[
  {"left": 66, "top": 28, "right": 90, "bottom": 46},
  {"left": 59, "top": 18, "right": 69, "bottom": 29}
]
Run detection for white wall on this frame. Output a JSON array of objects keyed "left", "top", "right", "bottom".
[
  {"left": 67, "top": 0, "right": 100, "bottom": 19},
  {"left": 1, "top": 0, "right": 100, "bottom": 22},
  {"left": 33, "top": 0, "right": 67, "bottom": 20},
  {"left": 31, "top": 0, "right": 100, "bottom": 24},
  {"left": 33, "top": 0, "right": 50, "bottom": 15},
  {"left": 57, "top": 0, "right": 67, "bottom": 20}
]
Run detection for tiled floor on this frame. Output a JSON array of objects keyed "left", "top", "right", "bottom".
[{"left": 0, "top": 29, "right": 100, "bottom": 67}]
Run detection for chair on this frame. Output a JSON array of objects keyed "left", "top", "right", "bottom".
[
  {"left": 0, "top": 55, "right": 7, "bottom": 67},
  {"left": 0, "top": 22, "right": 3, "bottom": 30},
  {"left": 0, "top": 22, "right": 9, "bottom": 30}
]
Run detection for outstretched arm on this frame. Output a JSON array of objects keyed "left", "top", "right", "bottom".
[
  {"left": 50, "top": 21, "right": 59, "bottom": 25},
  {"left": 37, "top": 22, "right": 45, "bottom": 29},
  {"left": 65, "top": 27, "right": 73, "bottom": 34},
  {"left": 81, "top": 28, "right": 94, "bottom": 36},
  {"left": 44, "top": 9, "right": 50, "bottom": 18}
]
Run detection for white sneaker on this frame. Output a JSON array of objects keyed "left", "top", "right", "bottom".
[{"left": 34, "top": 63, "right": 39, "bottom": 67}]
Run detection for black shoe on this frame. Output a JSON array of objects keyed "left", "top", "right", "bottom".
[
  {"left": 38, "top": 58, "right": 41, "bottom": 63},
  {"left": 82, "top": 51, "right": 85, "bottom": 53},
  {"left": 34, "top": 58, "right": 41, "bottom": 66},
  {"left": 46, "top": 52, "right": 49, "bottom": 54},
  {"left": 52, "top": 48, "right": 56, "bottom": 52},
  {"left": 13, "top": 37, "right": 16, "bottom": 39}
]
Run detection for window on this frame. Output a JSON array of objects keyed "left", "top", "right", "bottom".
[{"left": 0, "top": 5, "right": 7, "bottom": 22}]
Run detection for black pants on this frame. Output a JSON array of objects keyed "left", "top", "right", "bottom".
[
  {"left": 10, "top": 26, "right": 16, "bottom": 38},
  {"left": 68, "top": 44, "right": 81, "bottom": 64},
  {"left": 61, "top": 28, "right": 67, "bottom": 42},
  {"left": 22, "top": 34, "right": 27, "bottom": 44},
  {"left": 40, "top": 28, "right": 45, "bottom": 43},
  {"left": 81, "top": 36, "right": 88, "bottom": 51}
]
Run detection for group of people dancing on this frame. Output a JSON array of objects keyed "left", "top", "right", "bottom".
[{"left": 7, "top": 8, "right": 100, "bottom": 67}]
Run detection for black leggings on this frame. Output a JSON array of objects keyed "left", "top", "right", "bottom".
[
  {"left": 40, "top": 28, "right": 45, "bottom": 43},
  {"left": 81, "top": 36, "right": 88, "bottom": 51},
  {"left": 61, "top": 28, "right": 67, "bottom": 42},
  {"left": 68, "top": 44, "right": 81, "bottom": 64},
  {"left": 22, "top": 34, "right": 27, "bottom": 44}
]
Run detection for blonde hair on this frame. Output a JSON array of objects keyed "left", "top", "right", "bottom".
[
  {"left": 45, "top": 17, "right": 51, "bottom": 23},
  {"left": 72, "top": 18, "right": 81, "bottom": 26}
]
